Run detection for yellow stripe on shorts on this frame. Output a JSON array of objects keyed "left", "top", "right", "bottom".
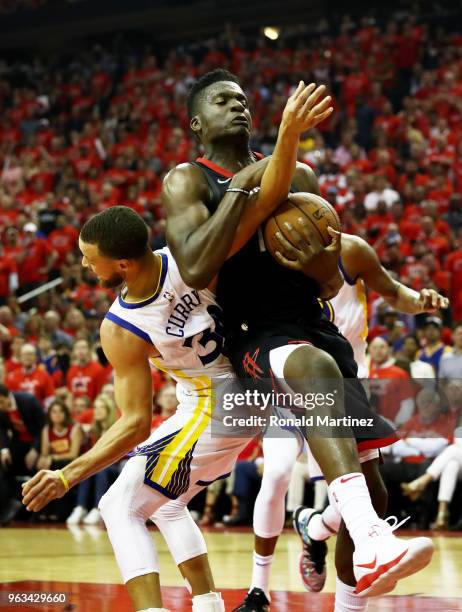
[{"left": 148, "top": 361, "right": 212, "bottom": 489}]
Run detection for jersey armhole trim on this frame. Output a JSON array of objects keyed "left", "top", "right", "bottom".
[
  {"left": 105, "top": 311, "right": 153, "bottom": 345},
  {"left": 339, "top": 256, "right": 359, "bottom": 285}
]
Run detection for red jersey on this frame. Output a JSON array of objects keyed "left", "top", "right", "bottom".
[
  {"left": 8, "top": 404, "right": 33, "bottom": 444},
  {"left": 0, "top": 253, "right": 17, "bottom": 298},
  {"left": 48, "top": 423, "right": 78, "bottom": 455},
  {"left": 400, "top": 413, "right": 455, "bottom": 443},
  {"left": 369, "top": 361, "right": 414, "bottom": 422},
  {"left": 48, "top": 227, "right": 78, "bottom": 267},
  {"left": 19, "top": 237, "right": 54, "bottom": 284},
  {"left": 66, "top": 361, "right": 105, "bottom": 400},
  {"left": 7, "top": 366, "right": 55, "bottom": 404}
]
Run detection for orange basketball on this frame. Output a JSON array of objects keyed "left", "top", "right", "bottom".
[{"left": 263, "top": 192, "right": 341, "bottom": 261}]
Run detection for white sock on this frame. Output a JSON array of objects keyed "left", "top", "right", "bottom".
[
  {"left": 334, "top": 577, "right": 369, "bottom": 611},
  {"left": 192, "top": 592, "right": 225, "bottom": 611},
  {"left": 328, "top": 473, "right": 381, "bottom": 546},
  {"left": 250, "top": 551, "right": 273, "bottom": 600},
  {"left": 307, "top": 504, "right": 341, "bottom": 541}
]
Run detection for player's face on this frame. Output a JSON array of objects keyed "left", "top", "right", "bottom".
[
  {"left": 192, "top": 81, "right": 252, "bottom": 143},
  {"left": 79, "top": 238, "right": 125, "bottom": 289}
]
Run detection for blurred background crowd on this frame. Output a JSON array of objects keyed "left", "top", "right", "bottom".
[{"left": 1, "top": 1, "right": 462, "bottom": 532}]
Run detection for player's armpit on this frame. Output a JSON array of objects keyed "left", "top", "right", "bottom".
[{"left": 163, "top": 163, "right": 249, "bottom": 289}]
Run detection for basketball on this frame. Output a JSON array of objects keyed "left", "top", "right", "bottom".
[{"left": 263, "top": 192, "right": 341, "bottom": 261}]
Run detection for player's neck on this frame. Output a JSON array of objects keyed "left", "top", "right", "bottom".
[
  {"left": 124, "top": 250, "right": 161, "bottom": 302},
  {"left": 203, "top": 141, "right": 254, "bottom": 173}
]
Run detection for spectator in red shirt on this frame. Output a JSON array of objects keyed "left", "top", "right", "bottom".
[
  {"left": 4, "top": 335, "right": 25, "bottom": 374},
  {"left": 0, "top": 242, "right": 18, "bottom": 306},
  {"left": 7, "top": 343, "right": 55, "bottom": 408},
  {"left": 369, "top": 336, "right": 415, "bottom": 425},
  {"left": 17, "top": 222, "right": 58, "bottom": 294},
  {"left": 66, "top": 339, "right": 104, "bottom": 400},
  {"left": 37, "top": 399, "right": 83, "bottom": 471},
  {"left": 48, "top": 215, "right": 79, "bottom": 270}
]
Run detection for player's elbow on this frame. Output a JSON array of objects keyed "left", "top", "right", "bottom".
[
  {"left": 130, "top": 415, "right": 152, "bottom": 445},
  {"left": 178, "top": 265, "right": 212, "bottom": 290}
]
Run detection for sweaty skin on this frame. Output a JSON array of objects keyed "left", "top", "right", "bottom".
[{"left": 163, "top": 80, "right": 336, "bottom": 290}]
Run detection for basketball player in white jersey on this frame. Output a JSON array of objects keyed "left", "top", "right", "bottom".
[
  {"left": 21, "top": 83, "right": 336, "bottom": 612},
  {"left": 234, "top": 233, "right": 448, "bottom": 612}
]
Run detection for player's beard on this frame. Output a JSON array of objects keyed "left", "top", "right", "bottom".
[{"left": 101, "top": 272, "right": 124, "bottom": 289}]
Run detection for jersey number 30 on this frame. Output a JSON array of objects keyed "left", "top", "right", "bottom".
[{"left": 183, "top": 305, "right": 225, "bottom": 366}]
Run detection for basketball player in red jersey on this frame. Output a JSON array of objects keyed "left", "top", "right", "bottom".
[{"left": 162, "top": 69, "right": 433, "bottom": 607}]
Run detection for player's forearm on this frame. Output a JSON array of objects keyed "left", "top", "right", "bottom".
[
  {"left": 259, "top": 121, "right": 300, "bottom": 210},
  {"left": 384, "top": 283, "right": 422, "bottom": 314},
  {"left": 171, "top": 192, "right": 249, "bottom": 289},
  {"left": 61, "top": 414, "right": 149, "bottom": 488},
  {"left": 228, "top": 123, "right": 300, "bottom": 257}
]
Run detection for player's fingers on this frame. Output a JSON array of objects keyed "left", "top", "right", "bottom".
[
  {"left": 440, "top": 296, "right": 450, "bottom": 309},
  {"left": 26, "top": 487, "right": 52, "bottom": 512},
  {"left": 275, "top": 230, "right": 299, "bottom": 256},
  {"left": 326, "top": 227, "right": 342, "bottom": 252},
  {"left": 312, "top": 107, "right": 334, "bottom": 123},
  {"left": 419, "top": 289, "right": 431, "bottom": 308},
  {"left": 295, "top": 216, "right": 316, "bottom": 245},
  {"left": 22, "top": 475, "right": 49, "bottom": 506},
  {"left": 282, "top": 222, "right": 309, "bottom": 250},
  {"left": 303, "top": 84, "right": 326, "bottom": 110},
  {"left": 274, "top": 251, "right": 302, "bottom": 270},
  {"left": 297, "top": 82, "right": 316, "bottom": 104},
  {"left": 290, "top": 80, "right": 305, "bottom": 100},
  {"left": 310, "top": 95, "right": 332, "bottom": 116},
  {"left": 22, "top": 470, "right": 45, "bottom": 494}
]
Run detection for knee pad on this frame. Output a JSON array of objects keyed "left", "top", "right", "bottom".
[
  {"left": 192, "top": 592, "right": 225, "bottom": 612},
  {"left": 152, "top": 504, "right": 207, "bottom": 566}
]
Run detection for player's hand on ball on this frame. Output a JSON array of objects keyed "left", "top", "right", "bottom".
[
  {"left": 275, "top": 218, "right": 341, "bottom": 284},
  {"left": 282, "top": 81, "right": 333, "bottom": 134},
  {"left": 418, "top": 289, "right": 449, "bottom": 313},
  {"left": 22, "top": 469, "right": 67, "bottom": 512}
]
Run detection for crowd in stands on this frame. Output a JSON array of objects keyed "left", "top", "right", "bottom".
[{"left": 0, "top": 7, "right": 462, "bottom": 529}]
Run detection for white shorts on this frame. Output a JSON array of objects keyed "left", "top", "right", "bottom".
[{"left": 132, "top": 406, "right": 251, "bottom": 499}]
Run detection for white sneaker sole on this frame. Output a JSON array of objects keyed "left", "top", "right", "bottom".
[{"left": 355, "top": 537, "right": 434, "bottom": 598}]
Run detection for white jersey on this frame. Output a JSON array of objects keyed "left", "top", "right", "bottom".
[
  {"left": 328, "top": 258, "right": 368, "bottom": 378},
  {"left": 106, "top": 247, "right": 233, "bottom": 409},
  {"left": 106, "top": 248, "right": 250, "bottom": 500}
]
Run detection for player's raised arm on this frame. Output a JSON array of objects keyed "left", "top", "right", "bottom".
[
  {"left": 164, "top": 81, "right": 332, "bottom": 289},
  {"left": 22, "top": 320, "right": 154, "bottom": 512},
  {"left": 228, "top": 83, "right": 332, "bottom": 256},
  {"left": 348, "top": 235, "right": 449, "bottom": 314}
]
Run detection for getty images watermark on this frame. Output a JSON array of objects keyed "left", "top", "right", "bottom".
[
  {"left": 209, "top": 377, "right": 387, "bottom": 439},
  {"left": 220, "top": 389, "right": 374, "bottom": 428}
]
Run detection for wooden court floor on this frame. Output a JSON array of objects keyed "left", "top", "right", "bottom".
[{"left": 1, "top": 525, "right": 461, "bottom": 611}]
